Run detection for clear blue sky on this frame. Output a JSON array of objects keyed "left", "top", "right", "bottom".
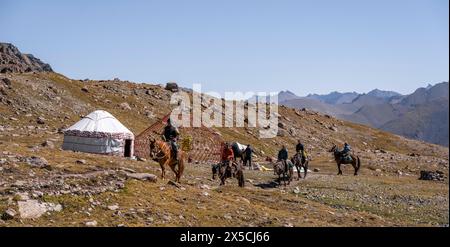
[{"left": 1, "top": 0, "right": 448, "bottom": 96}]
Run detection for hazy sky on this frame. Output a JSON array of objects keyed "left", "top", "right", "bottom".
[{"left": 1, "top": 0, "right": 448, "bottom": 96}]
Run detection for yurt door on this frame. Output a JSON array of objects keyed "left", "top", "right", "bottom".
[{"left": 124, "top": 139, "right": 132, "bottom": 157}]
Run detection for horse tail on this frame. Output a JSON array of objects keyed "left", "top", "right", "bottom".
[{"left": 177, "top": 152, "right": 185, "bottom": 180}]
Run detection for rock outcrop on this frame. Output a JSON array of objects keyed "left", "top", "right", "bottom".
[{"left": 0, "top": 43, "right": 53, "bottom": 73}]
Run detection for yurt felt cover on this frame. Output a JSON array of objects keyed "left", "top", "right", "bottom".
[{"left": 62, "top": 110, "right": 134, "bottom": 155}]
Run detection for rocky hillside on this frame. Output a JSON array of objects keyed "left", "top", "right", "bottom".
[
  {"left": 0, "top": 71, "right": 448, "bottom": 227},
  {"left": 0, "top": 43, "right": 53, "bottom": 73},
  {"left": 0, "top": 44, "right": 448, "bottom": 227}
]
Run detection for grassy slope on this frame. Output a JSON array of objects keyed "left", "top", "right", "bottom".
[{"left": 0, "top": 72, "right": 448, "bottom": 226}]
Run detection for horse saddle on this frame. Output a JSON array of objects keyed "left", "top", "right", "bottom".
[
  {"left": 296, "top": 152, "right": 306, "bottom": 163},
  {"left": 340, "top": 154, "right": 352, "bottom": 162},
  {"left": 281, "top": 160, "right": 294, "bottom": 169}
]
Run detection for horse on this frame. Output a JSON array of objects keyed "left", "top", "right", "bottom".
[
  {"left": 149, "top": 138, "right": 186, "bottom": 183},
  {"left": 211, "top": 163, "right": 221, "bottom": 180},
  {"left": 273, "top": 160, "right": 293, "bottom": 186},
  {"left": 212, "top": 161, "right": 245, "bottom": 187},
  {"left": 329, "top": 144, "right": 361, "bottom": 176},
  {"left": 291, "top": 152, "right": 309, "bottom": 179},
  {"left": 231, "top": 142, "right": 246, "bottom": 164}
]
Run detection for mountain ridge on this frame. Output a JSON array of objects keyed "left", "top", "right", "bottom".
[
  {"left": 0, "top": 42, "right": 53, "bottom": 73},
  {"left": 273, "top": 83, "right": 448, "bottom": 146}
]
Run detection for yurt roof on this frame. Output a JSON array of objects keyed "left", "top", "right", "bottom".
[{"left": 65, "top": 110, "right": 133, "bottom": 135}]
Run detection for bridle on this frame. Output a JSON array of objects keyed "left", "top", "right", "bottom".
[{"left": 149, "top": 140, "right": 165, "bottom": 161}]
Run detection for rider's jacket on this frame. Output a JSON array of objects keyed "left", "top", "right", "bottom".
[
  {"left": 296, "top": 143, "right": 304, "bottom": 153},
  {"left": 221, "top": 147, "right": 234, "bottom": 162},
  {"left": 163, "top": 124, "right": 179, "bottom": 141},
  {"left": 278, "top": 148, "right": 288, "bottom": 161}
]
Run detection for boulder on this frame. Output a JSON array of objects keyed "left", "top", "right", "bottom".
[
  {"left": 199, "top": 184, "right": 211, "bottom": 190},
  {"left": 126, "top": 173, "right": 157, "bottom": 182},
  {"left": 419, "top": 170, "right": 445, "bottom": 181},
  {"left": 329, "top": 126, "right": 338, "bottom": 132},
  {"left": 288, "top": 128, "right": 297, "bottom": 136},
  {"left": 25, "top": 156, "right": 49, "bottom": 169},
  {"left": 41, "top": 140, "right": 55, "bottom": 149},
  {"left": 277, "top": 129, "right": 287, "bottom": 137},
  {"left": 76, "top": 159, "right": 87, "bottom": 164},
  {"left": 107, "top": 205, "right": 119, "bottom": 211},
  {"left": 17, "top": 200, "right": 53, "bottom": 219},
  {"left": 119, "top": 102, "right": 131, "bottom": 110},
  {"left": 1, "top": 208, "right": 16, "bottom": 220},
  {"left": 1, "top": 78, "right": 11, "bottom": 86},
  {"left": 36, "top": 116, "right": 46, "bottom": 124},
  {"left": 136, "top": 156, "right": 147, "bottom": 162},
  {"left": 165, "top": 82, "right": 179, "bottom": 92},
  {"left": 85, "top": 220, "right": 98, "bottom": 227}
]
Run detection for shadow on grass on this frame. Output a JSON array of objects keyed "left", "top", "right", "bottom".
[{"left": 253, "top": 180, "right": 281, "bottom": 189}]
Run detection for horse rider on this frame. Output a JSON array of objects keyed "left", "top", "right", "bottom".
[
  {"left": 244, "top": 144, "right": 253, "bottom": 169},
  {"left": 340, "top": 142, "right": 352, "bottom": 160},
  {"left": 295, "top": 139, "right": 306, "bottom": 163},
  {"left": 221, "top": 142, "right": 237, "bottom": 175},
  {"left": 221, "top": 142, "right": 235, "bottom": 166},
  {"left": 277, "top": 145, "right": 288, "bottom": 163},
  {"left": 162, "top": 118, "right": 180, "bottom": 162}
]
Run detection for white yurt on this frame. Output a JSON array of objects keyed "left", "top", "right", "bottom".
[{"left": 62, "top": 110, "right": 134, "bottom": 157}]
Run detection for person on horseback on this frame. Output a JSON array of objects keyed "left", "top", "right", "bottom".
[
  {"left": 221, "top": 142, "right": 237, "bottom": 177},
  {"left": 162, "top": 118, "right": 180, "bottom": 161},
  {"left": 295, "top": 139, "right": 306, "bottom": 163},
  {"left": 295, "top": 140, "right": 304, "bottom": 153},
  {"left": 277, "top": 145, "right": 288, "bottom": 163},
  {"left": 340, "top": 142, "right": 352, "bottom": 161},
  {"left": 221, "top": 142, "right": 235, "bottom": 164}
]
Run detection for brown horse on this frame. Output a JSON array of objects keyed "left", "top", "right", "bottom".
[
  {"left": 291, "top": 152, "right": 309, "bottom": 179},
  {"left": 149, "top": 138, "right": 186, "bottom": 183},
  {"left": 329, "top": 144, "right": 361, "bottom": 176},
  {"left": 273, "top": 160, "right": 293, "bottom": 186}
]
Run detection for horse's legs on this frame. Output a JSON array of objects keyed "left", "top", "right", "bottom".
[
  {"left": 237, "top": 169, "right": 244, "bottom": 187},
  {"left": 219, "top": 166, "right": 227, "bottom": 185},
  {"left": 296, "top": 165, "right": 301, "bottom": 180},
  {"left": 176, "top": 159, "right": 184, "bottom": 183},
  {"left": 219, "top": 169, "right": 225, "bottom": 185},
  {"left": 352, "top": 160, "right": 358, "bottom": 176},
  {"left": 303, "top": 161, "right": 308, "bottom": 179},
  {"left": 168, "top": 162, "right": 179, "bottom": 181},
  {"left": 159, "top": 162, "right": 166, "bottom": 180},
  {"left": 337, "top": 162, "right": 343, "bottom": 175}
]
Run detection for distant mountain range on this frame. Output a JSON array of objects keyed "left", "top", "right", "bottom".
[{"left": 251, "top": 84, "right": 449, "bottom": 147}]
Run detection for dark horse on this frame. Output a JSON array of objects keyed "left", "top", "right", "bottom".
[
  {"left": 212, "top": 161, "right": 245, "bottom": 187},
  {"left": 329, "top": 144, "right": 361, "bottom": 175},
  {"left": 273, "top": 160, "right": 293, "bottom": 186},
  {"left": 291, "top": 152, "right": 309, "bottom": 179}
]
